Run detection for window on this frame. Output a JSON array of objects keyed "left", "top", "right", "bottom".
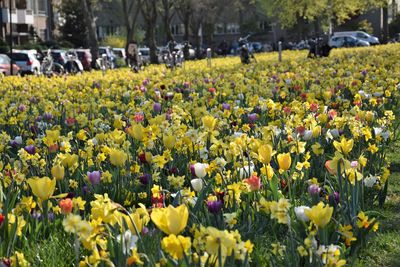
[
  {"left": 226, "top": 23, "right": 240, "bottom": 34},
  {"left": 16, "top": 0, "right": 27, "bottom": 9},
  {"left": 214, "top": 23, "right": 224, "bottom": 34},
  {"left": 26, "top": 0, "right": 33, "bottom": 11},
  {"left": 37, "top": 0, "right": 46, "bottom": 15},
  {"left": 259, "top": 21, "right": 268, "bottom": 31},
  {"left": 171, "top": 24, "right": 183, "bottom": 35}
]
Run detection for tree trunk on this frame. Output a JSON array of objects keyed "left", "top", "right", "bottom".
[
  {"left": 162, "top": 0, "right": 174, "bottom": 42},
  {"left": 82, "top": 0, "right": 99, "bottom": 67},
  {"left": 141, "top": 0, "right": 159, "bottom": 63},
  {"left": 183, "top": 14, "right": 190, "bottom": 41},
  {"left": 145, "top": 21, "right": 158, "bottom": 63},
  {"left": 382, "top": 6, "right": 388, "bottom": 43}
]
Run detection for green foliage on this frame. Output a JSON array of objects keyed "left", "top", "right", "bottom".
[
  {"left": 22, "top": 230, "right": 76, "bottom": 267},
  {"left": 259, "top": 0, "right": 386, "bottom": 28},
  {"left": 101, "top": 35, "right": 126, "bottom": 48},
  {"left": 59, "top": 0, "right": 87, "bottom": 47},
  {"left": 358, "top": 19, "right": 374, "bottom": 34}
]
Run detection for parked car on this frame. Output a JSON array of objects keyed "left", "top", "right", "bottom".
[
  {"left": 76, "top": 49, "right": 92, "bottom": 71},
  {"left": 50, "top": 49, "right": 68, "bottom": 66},
  {"left": 112, "top": 48, "right": 127, "bottom": 67},
  {"left": 0, "top": 54, "right": 20, "bottom": 75},
  {"left": 249, "top": 42, "right": 264, "bottom": 53},
  {"left": 333, "top": 31, "right": 379, "bottom": 45},
  {"left": 139, "top": 47, "right": 151, "bottom": 65},
  {"left": 329, "top": 35, "right": 370, "bottom": 48},
  {"left": 8, "top": 50, "right": 41, "bottom": 75},
  {"left": 388, "top": 33, "right": 400, "bottom": 43},
  {"left": 99, "top": 46, "right": 116, "bottom": 69},
  {"left": 113, "top": 48, "right": 126, "bottom": 60}
]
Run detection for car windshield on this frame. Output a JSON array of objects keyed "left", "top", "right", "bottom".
[
  {"left": 0, "top": 55, "right": 10, "bottom": 64},
  {"left": 10, "top": 53, "right": 29, "bottom": 61},
  {"left": 140, "top": 50, "right": 149, "bottom": 56}
]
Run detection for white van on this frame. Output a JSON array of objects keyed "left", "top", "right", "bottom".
[{"left": 333, "top": 31, "right": 380, "bottom": 45}]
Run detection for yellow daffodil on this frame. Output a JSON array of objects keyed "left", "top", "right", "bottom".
[
  {"left": 333, "top": 138, "right": 353, "bottom": 156},
  {"left": 304, "top": 202, "right": 333, "bottom": 229},
  {"left": 150, "top": 204, "right": 189, "bottom": 235},
  {"left": 27, "top": 176, "right": 56, "bottom": 200}
]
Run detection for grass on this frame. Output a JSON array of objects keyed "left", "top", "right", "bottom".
[
  {"left": 356, "top": 166, "right": 400, "bottom": 266},
  {"left": 22, "top": 231, "right": 76, "bottom": 266}
]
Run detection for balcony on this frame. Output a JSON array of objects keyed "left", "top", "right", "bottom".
[{"left": 1, "top": 8, "right": 34, "bottom": 24}]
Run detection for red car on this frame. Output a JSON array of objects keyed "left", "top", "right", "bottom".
[{"left": 0, "top": 54, "right": 20, "bottom": 75}]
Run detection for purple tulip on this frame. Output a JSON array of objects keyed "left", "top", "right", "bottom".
[
  {"left": 153, "top": 102, "right": 162, "bottom": 113},
  {"left": 43, "top": 113, "right": 53, "bottom": 120},
  {"left": 87, "top": 171, "right": 101, "bottom": 185},
  {"left": 308, "top": 184, "right": 321, "bottom": 196},
  {"left": 24, "top": 145, "right": 36, "bottom": 155},
  {"left": 139, "top": 173, "right": 150, "bottom": 185},
  {"left": 190, "top": 164, "right": 196, "bottom": 176},
  {"left": 18, "top": 104, "right": 26, "bottom": 112},
  {"left": 207, "top": 200, "right": 223, "bottom": 214},
  {"left": 248, "top": 113, "right": 258, "bottom": 123},
  {"left": 222, "top": 103, "right": 231, "bottom": 110}
]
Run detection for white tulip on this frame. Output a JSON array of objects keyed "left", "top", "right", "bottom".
[
  {"left": 303, "top": 130, "right": 313, "bottom": 141},
  {"left": 294, "top": 206, "right": 311, "bottom": 222},
  {"left": 194, "top": 163, "right": 208, "bottom": 178},
  {"left": 191, "top": 178, "right": 204, "bottom": 192}
]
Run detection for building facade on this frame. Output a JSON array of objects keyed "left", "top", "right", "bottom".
[{"left": 0, "top": 0, "right": 53, "bottom": 44}]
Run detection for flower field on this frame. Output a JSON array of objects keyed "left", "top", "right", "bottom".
[{"left": 1, "top": 45, "right": 400, "bottom": 266}]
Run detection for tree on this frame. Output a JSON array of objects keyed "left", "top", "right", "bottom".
[
  {"left": 161, "top": 0, "right": 175, "bottom": 42},
  {"left": 82, "top": 0, "right": 100, "bottom": 66},
  {"left": 140, "top": 0, "right": 159, "bottom": 63},
  {"left": 175, "top": 0, "right": 193, "bottom": 41},
  {"left": 113, "top": 0, "right": 142, "bottom": 45},
  {"left": 59, "top": 0, "right": 87, "bottom": 47},
  {"left": 259, "top": 0, "right": 386, "bottom": 31}
]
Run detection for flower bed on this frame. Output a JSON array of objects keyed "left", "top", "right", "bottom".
[{"left": 1, "top": 45, "right": 400, "bottom": 266}]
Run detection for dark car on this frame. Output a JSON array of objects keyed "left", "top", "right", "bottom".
[{"left": 50, "top": 50, "right": 68, "bottom": 66}]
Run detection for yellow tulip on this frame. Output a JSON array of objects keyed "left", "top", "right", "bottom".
[
  {"left": 150, "top": 204, "right": 189, "bottom": 235},
  {"left": 120, "top": 204, "right": 150, "bottom": 235},
  {"left": 127, "top": 124, "right": 145, "bottom": 141},
  {"left": 163, "top": 135, "right": 176, "bottom": 150},
  {"left": 51, "top": 164, "right": 65, "bottom": 180},
  {"left": 277, "top": 153, "right": 291, "bottom": 171},
  {"left": 109, "top": 149, "right": 128, "bottom": 167},
  {"left": 333, "top": 138, "right": 353, "bottom": 156},
  {"left": 258, "top": 144, "right": 274, "bottom": 165},
  {"left": 27, "top": 177, "right": 56, "bottom": 200},
  {"left": 202, "top": 115, "right": 217, "bottom": 131},
  {"left": 161, "top": 234, "right": 191, "bottom": 260},
  {"left": 304, "top": 202, "right": 333, "bottom": 229}
]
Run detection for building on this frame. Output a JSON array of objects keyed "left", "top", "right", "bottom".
[{"left": 0, "top": 0, "right": 53, "bottom": 45}]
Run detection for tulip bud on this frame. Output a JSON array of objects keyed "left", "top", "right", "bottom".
[
  {"left": 59, "top": 198, "right": 73, "bottom": 214},
  {"left": 51, "top": 164, "right": 65, "bottom": 181},
  {"left": 191, "top": 178, "right": 204, "bottom": 192},
  {"left": 87, "top": 171, "right": 101, "bottom": 185},
  {"left": 294, "top": 206, "right": 311, "bottom": 222},
  {"left": 193, "top": 163, "right": 208, "bottom": 178}
]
